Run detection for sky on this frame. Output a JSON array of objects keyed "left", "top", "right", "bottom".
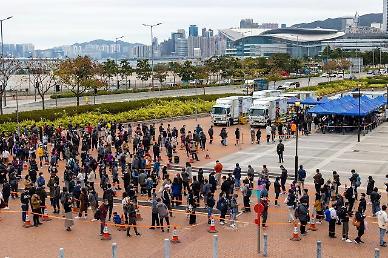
[{"left": 1, "top": 0, "right": 383, "bottom": 49}]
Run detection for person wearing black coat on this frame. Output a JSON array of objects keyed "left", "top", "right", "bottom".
[{"left": 354, "top": 207, "right": 366, "bottom": 244}]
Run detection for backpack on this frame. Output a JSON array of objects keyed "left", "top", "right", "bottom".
[
  {"left": 94, "top": 209, "right": 101, "bottom": 220},
  {"left": 294, "top": 206, "right": 300, "bottom": 219},
  {"left": 355, "top": 175, "right": 361, "bottom": 187},
  {"left": 324, "top": 209, "right": 331, "bottom": 222},
  {"left": 217, "top": 198, "right": 226, "bottom": 211}
]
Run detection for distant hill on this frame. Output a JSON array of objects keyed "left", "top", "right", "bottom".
[
  {"left": 72, "top": 39, "right": 144, "bottom": 48},
  {"left": 292, "top": 13, "right": 383, "bottom": 30}
]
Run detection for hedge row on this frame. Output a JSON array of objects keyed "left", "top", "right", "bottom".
[
  {"left": 50, "top": 83, "right": 230, "bottom": 99},
  {"left": 0, "top": 93, "right": 236, "bottom": 124}
]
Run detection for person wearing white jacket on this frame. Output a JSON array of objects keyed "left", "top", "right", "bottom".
[{"left": 377, "top": 205, "right": 388, "bottom": 247}]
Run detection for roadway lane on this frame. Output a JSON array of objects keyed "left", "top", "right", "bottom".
[{"left": 2, "top": 73, "right": 367, "bottom": 114}]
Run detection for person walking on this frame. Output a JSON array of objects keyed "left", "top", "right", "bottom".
[
  {"left": 250, "top": 128, "right": 255, "bottom": 144},
  {"left": 208, "top": 125, "right": 214, "bottom": 144},
  {"left": 256, "top": 129, "right": 261, "bottom": 144},
  {"left": 377, "top": 205, "right": 388, "bottom": 247},
  {"left": 234, "top": 128, "right": 240, "bottom": 146},
  {"left": 276, "top": 140, "right": 284, "bottom": 163},
  {"left": 265, "top": 125, "right": 271, "bottom": 144}
]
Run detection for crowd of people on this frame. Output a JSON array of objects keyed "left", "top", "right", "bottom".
[{"left": 0, "top": 119, "right": 387, "bottom": 249}]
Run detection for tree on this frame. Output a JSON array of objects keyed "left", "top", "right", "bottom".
[
  {"left": 267, "top": 53, "right": 291, "bottom": 72},
  {"left": 27, "top": 59, "right": 58, "bottom": 110},
  {"left": 119, "top": 59, "right": 133, "bottom": 88},
  {"left": 101, "top": 59, "right": 118, "bottom": 89},
  {"left": 322, "top": 60, "right": 338, "bottom": 81},
  {"left": 168, "top": 61, "right": 181, "bottom": 84},
  {"left": 178, "top": 61, "right": 195, "bottom": 82},
  {"left": 0, "top": 59, "right": 20, "bottom": 114},
  {"left": 154, "top": 63, "right": 169, "bottom": 86},
  {"left": 136, "top": 59, "right": 151, "bottom": 85},
  {"left": 337, "top": 59, "right": 352, "bottom": 73},
  {"left": 288, "top": 58, "right": 303, "bottom": 73},
  {"left": 56, "top": 56, "right": 99, "bottom": 106},
  {"left": 266, "top": 69, "right": 283, "bottom": 88}
]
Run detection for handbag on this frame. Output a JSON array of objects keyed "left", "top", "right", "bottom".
[{"left": 352, "top": 217, "right": 360, "bottom": 228}]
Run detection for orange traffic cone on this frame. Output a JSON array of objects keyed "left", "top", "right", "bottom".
[
  {"left": 101, "top": 224, "right": 112, "bottom": 240},
  {"left": 42, "top": 206, "right": 51, "bottom": 221},
  {"left": 171, "top": 226, "right": 180, "bottom": 243},
  {"left": 308, "top": 215, "right": 317, "bottom": 231},
  {"left": 23, "top": 213, "right": 32, "bottom": 228},
  {"left": 72, "top": 206, "right": 79, "bottom": 213},
  {"left": 207, "top": 217, "right": 218, "bottom": 233},
  {"left": 290, "top": 221, "right": 301, "bottom": 241}
]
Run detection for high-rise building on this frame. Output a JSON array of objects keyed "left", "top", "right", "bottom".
[
  {"left": 189, "top": 25, "right": 199, "bottom": 37},
  {"left": 188, "top": 36, "right": 200, "bottom": 58},
  {"left": 177, "top": 29, "right": 186, "bottom": 38},
  {"left": 240, "top": 19, "right": 258, "bottom": 29},
  {"left": 202, "top": 28, "right": 207, "bottom": 37},
  {"left": 384, "top": 0, "right": 388, "bottom": 32},
  {"left": 175, "top": 38, "right": 188, "bottom": 57}
]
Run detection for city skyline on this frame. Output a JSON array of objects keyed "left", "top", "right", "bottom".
[{"left": 1, "top": 0, "right": 382, "bottom": 49}]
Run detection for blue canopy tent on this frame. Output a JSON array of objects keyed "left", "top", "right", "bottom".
[
  {"left": 318, "top": 96, "right": 329, "bottom": 104},
  {"left": 301, "top": 97, "right": 319, "bottom": 105},
  {"left": 287, "top": 96, "right": 301, "bottom": 104}
]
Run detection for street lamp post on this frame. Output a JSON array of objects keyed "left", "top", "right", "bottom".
[
  {"left": 115, "top": 36, "right": 124, "bottom": 89},
  {"left": 142, "top": 23, "right": 162, "bottom": 88},
  {"left": 294, "top": 101, "right": 301, "bottom": 181},
  {"left": 1, "top": 16, "right": 13, "bottom": 107},
  {"left": 357, "top": 85, "right": 361, "bottom": 142}
]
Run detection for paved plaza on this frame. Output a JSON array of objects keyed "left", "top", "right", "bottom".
[{"left": 206, "top": 122, "right": 388, "bottom": 189}]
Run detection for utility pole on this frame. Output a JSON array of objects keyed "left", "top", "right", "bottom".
[
  {"left": 142, "top": 23, "right": 162, "bottom": 88},
  {"left": 1, "top": 16, "right": 13, "bottom": 107},
  {"left": 115, "top": 36, "right": 124, "bottom": 89}
]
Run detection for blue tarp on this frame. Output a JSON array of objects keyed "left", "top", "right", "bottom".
[
  {"left": 301, "top": 97, "right": 319, "bottom": 105},
  {"left": 308, "top": 95, "right": 385, "bottom": 117},
  {"left": 318, "top": 96, "right": 329, "bottom": 104}
]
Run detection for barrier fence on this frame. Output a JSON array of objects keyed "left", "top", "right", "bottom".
[{"left": 3, "top": 238, "right": 382, "bottom": 258}]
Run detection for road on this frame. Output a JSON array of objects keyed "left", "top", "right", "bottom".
[{"left": 2, "top": 73, "right": 366, "bottom": 114}]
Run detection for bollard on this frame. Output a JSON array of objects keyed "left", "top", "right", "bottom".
[
  {"left": 59, "top": 248, "right": 65, "bottom": 258},
  {"left": 316, "top": 241, "right": 322, "bottom": 258},
  {"left": 213, "top": 235, "right": 219, "bottom": 258},
  {"left": 374, "top": 248, "right": 380, "bottom": 258},
  {"left": 164, "top": 239, "right": 170, "bottom": 258},
  {"left": 263, "top": 234, "right": 268, "bottom": 257},
  {"left": 112, "top": 243, "right": 118, "bottom": 258}
]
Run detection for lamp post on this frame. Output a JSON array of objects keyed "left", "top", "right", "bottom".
[
  {"left": 357, "top": 85, "right": 361, "bottom": 142},
  {"left": 1, "top": 16, "right": 13, "bottom": 107},
  {"left": 142, "top": 22, "right": 162, "bottom": 88},
  {"left": 115, "top": 36, "right": 124, "bottom": 89},
  {"left": 294, "top": 101, "right": 301, "bottom": 181}
]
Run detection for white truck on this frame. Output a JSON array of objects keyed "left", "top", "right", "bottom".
[
  {"left": 211, "top": 96, "right": 252, "bottom": 126},
  {"left": 248, "top": 97, "right": 288, "bottom": 127},
  {"left": 252, "top": 90, "right": 282, "bottom": 99}
]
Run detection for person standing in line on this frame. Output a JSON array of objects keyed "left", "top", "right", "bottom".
[
  {"left": 338, "top": 202, "right": 352, "bottom": 243},
  {"left": 354, "top": 206, "right": 366, "bottom": 244},
  {"left": 286, "top": 189, "right": 296, "bottom": 223},
  {"left": 327, "top": 204, "right": 338, "bottom": 238},
  {"left": 297, "top": 165, "right": 306, "bottom": 194},
  {"left": 63, "top": 193, "right": 74, "bottom": 231},
  {"left": 229, "top": 194, "right": 238, "bottom": 229},
  {"left": 97, "top": 199, "right": 109, "bottom": 236},
  {"left": 30, "top": 192, "right": 41, "bottom": 227},
  {"left": 376, "top": 205, "right": 388, "bottom": 247},
  {"left": 274, "top": 177, "right": 281, "bottom": 206},
  {"left": 126, "top": 199, "right": 141, "bottom": 237},
  {"left": 149, "top": 191, "right": 160, "bottom": 230},
  {"left": 214, "top": 160, "right": 223, "bottom": 186},
  {"left": 280, "top": 165, "right": 288, "bottom": 194},
  {"left": 370, "top": 187, "right": 381, "bottom": 216},
  {"left": 241, "top": 178, "right": 251, "bottom": 212},
  {"left": 296, "top": 200, "right": 309, "bottom": 235},
  {"left": 156, "top": 198, "right": 170, "bottom": 232},
  {"left": 233, "top": 163, "right": 241, "bottom": 189},
  {"left": 276, "top": 140, "right": 284, "bottom": 163}
]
